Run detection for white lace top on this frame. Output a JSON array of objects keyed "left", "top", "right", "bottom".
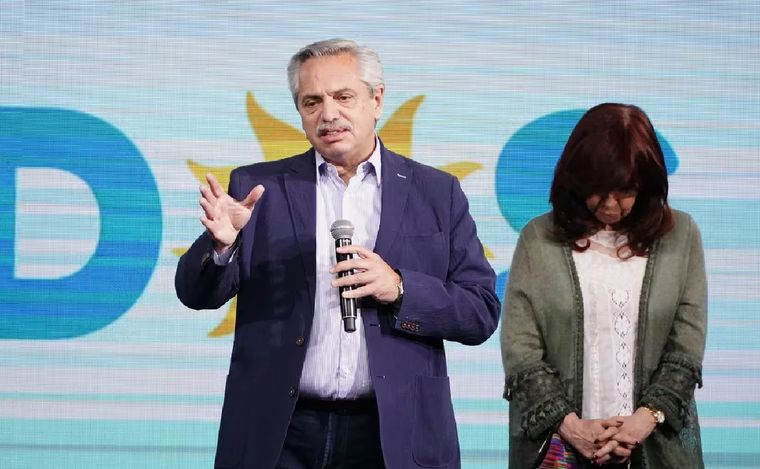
[{"left": 572, "top": 230, "right": 647, "bottom": 419}]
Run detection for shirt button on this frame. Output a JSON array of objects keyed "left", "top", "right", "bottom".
[
  {"left": 295, "top": 336, "right": 305, "bottom": 346},
  {"left": 288, "top": 387, "right": 296, "bottom": 397}
]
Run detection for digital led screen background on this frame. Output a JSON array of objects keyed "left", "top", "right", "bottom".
[{"left": 1, "top": 1, "right": 759, "bottom": 467}]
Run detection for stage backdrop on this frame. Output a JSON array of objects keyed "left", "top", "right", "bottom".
[{"left": 2, "top": 1, "right": 759, "bottom": 468}]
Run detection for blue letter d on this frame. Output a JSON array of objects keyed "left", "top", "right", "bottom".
[{"left": 0, "top": 108, "right": 162, "bottom": 339}]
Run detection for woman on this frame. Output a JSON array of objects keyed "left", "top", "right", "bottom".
[{"left": 501, "top": 103, "right": 706, "bottom": 468}]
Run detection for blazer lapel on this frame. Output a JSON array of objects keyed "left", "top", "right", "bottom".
[
  {"left": 283, "top": 150, "right": 318, "bottom": 303},
  {"left": 374, "top": 144, "right": 412, "bottom": 260}
]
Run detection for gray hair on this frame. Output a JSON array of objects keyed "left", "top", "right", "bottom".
[{"left": 287, "top": 38, "right": 384, "bottom": 106}]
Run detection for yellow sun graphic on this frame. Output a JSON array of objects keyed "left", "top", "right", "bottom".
[{"left": 173, "top": 91, "right": 490, "bottom": 337}]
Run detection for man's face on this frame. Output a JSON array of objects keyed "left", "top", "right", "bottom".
[{"left": 296, "top": 53, "right": 384, "bottom": 166}]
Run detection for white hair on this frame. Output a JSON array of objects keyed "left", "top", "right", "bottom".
[{"left": 287, "top": 38, "right": 384, "bottom": 106}]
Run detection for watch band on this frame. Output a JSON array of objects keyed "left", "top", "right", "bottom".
[
  {"left": 643, "top": 406, "right": 665, "bottom": 425},
  {"left": 391, "top": 269, "right": 404, "bottom": 310},
  {"left": 394, "top": 277, "right": 404, "bottom": 306}
]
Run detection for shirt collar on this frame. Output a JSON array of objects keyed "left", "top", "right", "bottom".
[{"left": 315, "top": 136, "right": 382, "bottom": 186}]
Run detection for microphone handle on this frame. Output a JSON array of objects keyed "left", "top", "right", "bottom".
[
  {"left": 335, "top": 237, "right": 354, "bottom": 275},
  {"left": 335, "top": 237, "right": 357, "bottom": 332}
]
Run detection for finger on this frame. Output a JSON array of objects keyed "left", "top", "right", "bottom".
[
  {"left": 336, "top": 244, "right": 375, "bottom": 258},
  {"left": 342, "top": 284, "right": 374, "bottom": 299},
  {"left": 200, "top": 215, "right": 217, "bottom": 232},
  {"left": 600, "top": 417, "right": 625, "bottom": 427},
  {"left": 200, "top": 184, "right": 218, "bottom": 205},
  {"left": 240, "top": 185, "right": 265, "bottom": 208},
  {"left": 594, "top": 454, "right": 612, "bottom": 465},
  {"left": 592, "top": 439, "right": 618, "bottom": 460},
  {"left": 612, "top": 431, "right": 639, "bottom": 447},
  {"left": 332, "top": 272, "right": 368, "bottom": 288},
  {"left": 594, "top": 426, "right": 620, "bottom": 444},
  {"left": 206, "top": 173, "right": 227, "bottom": 198},
  {"left": 612, "top": 444, "right": 632, "bottom": 458},
  {"left": 200, "top": 198, "right": 217, "bottom": 220},
  {"left": 331, "top": 258, "right": 373, "bottom": 274}
]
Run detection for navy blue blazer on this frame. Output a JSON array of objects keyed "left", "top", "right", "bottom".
[{"left": 176, "top": 143, "right": 500, "bottom": 468}]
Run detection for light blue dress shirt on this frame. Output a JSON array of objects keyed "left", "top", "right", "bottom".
[{"left": 299, "top": 141, "right": 382, "bottom": 399}]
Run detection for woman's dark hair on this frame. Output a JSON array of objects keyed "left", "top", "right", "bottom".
[{"left": 550, "top": 103, "right": 674, "bottom": 256}]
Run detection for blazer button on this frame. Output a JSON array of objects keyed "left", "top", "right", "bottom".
[
  {"left": 295, "top": 336, "right": 305, "bottom": 346},
  {"left": 288, "top": 387, "right": 297, "bottom": 397}
]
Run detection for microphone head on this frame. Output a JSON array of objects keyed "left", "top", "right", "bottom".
[{"left": 330, "top": 219, "right": 354, "bottom": 240}]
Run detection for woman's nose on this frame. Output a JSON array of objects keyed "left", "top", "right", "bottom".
[{"left": 602, "top": 194, "right": 618, "bottom": 207}]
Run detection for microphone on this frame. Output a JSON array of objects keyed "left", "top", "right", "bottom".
[{"left": 330, "top": 219, "right": 358, "bottom": 333}]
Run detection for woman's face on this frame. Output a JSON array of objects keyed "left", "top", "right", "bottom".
[{"left": 585, "top": 189, "right": 637, "bottom": 227}]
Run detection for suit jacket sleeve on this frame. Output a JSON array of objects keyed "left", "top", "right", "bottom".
[
  {"left": 393, "top": 176, "right": 500, "bottom": 346},
  {"left": 175, "top": 171, "right": 242, "bottom": 310}
]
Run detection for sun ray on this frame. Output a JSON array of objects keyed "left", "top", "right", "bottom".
[
  {"left": 246, "top": 91, "right": 309, "bottom": 161},
  {"left": 187, "top": 160, "right": 234, "bottom": 188},
  {"left": 171, "top": 247, "right": 188, "bottom": 257},
  {"left": 378, "top": 96, "right": 425, "bottom": 157},
  {"left": 483, "top": 245, "right": 495, "bottom": 260},
  {"left": 439, "top": 162, "right": 483, "bottom": 180},
  {"left": 207, "top": 297, "right": 237, "bottom": 337}
]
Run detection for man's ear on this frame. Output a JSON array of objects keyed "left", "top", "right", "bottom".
[{"left": 373, "top": 85, "right": 385, "bottom": 120}]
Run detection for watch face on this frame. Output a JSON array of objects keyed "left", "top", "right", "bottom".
[{"left": 645, "top": 406, "right": 665, "bottom": 424}]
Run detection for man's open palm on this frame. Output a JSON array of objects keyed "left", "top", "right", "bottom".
[{"left": 199, "top": 173, "right": 264, "bottom": 250}]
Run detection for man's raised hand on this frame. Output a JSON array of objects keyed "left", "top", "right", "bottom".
[{"left": 199, "top": 173, "right": 264, "bottom": 252}]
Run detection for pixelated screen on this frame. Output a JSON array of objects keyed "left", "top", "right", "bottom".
[{"left": 1, "top": 2, "right": 758, "bottom": 467}]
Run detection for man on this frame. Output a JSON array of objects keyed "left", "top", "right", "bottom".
[{"left": 176, "top": 39, "right": 499, "bottom": 469}]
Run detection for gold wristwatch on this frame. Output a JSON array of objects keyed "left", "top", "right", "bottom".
[{"left": 644, "top": 406, "right": 665, "bottom": 425}]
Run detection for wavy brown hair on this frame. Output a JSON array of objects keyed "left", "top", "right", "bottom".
[{"left": 550, "top": 103, "right": 674, "bottom": 256}]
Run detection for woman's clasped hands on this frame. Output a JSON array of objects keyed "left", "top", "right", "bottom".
[{"left": 558, "top": 409, "right": 655, "bottom": 465}]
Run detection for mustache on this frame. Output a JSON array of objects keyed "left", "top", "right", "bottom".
[{"left": 317, "top": 120, "right": 352, "bottom": 136}]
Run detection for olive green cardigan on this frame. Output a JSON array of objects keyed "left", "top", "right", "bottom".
[{"left": 501, "top": 210, "right": 706, "bottom": 468}]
